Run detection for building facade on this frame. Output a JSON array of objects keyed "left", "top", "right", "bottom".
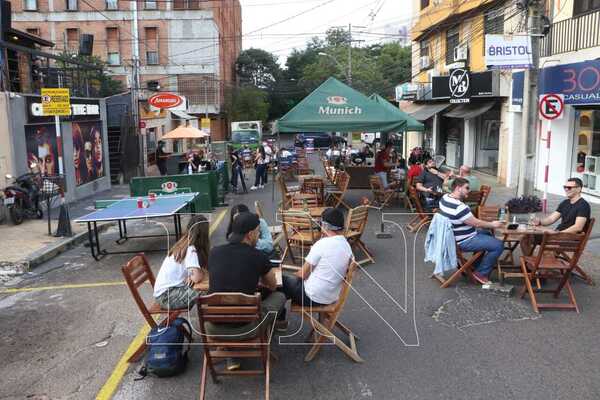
[
  {"left": 533, "top": 0, "right": 600, "bottom": 202},
  {"left": 11, "top": 0, "right": 242, "bottom": 142},
  {"left": 404, "top": 0, "right": 519, "bottom": 185}
]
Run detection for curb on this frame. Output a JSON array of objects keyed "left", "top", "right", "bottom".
[{"left": 9, "top": 223, "right": 113, "bottom": 271}]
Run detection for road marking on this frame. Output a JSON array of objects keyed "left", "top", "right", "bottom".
[
  {"left": 0, "top": 282, "right": 125, "bottom": 294},
  {"left": 95, "top": 208, "right": 227, "bottom": 400}
]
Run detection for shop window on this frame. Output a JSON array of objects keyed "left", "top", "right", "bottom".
[
  {"left": 145, "top": 0, "right": 157, "bottom": 9},
  {"left": 146, "top": 51, "right": 159, "bottom": 65},
  {"left": 445, "top": 26, "right": 459, "bottom": 65},
  {"left": 573, "top": 110, "right": 600, "bottom": 191},
  {"left": 574, "top": 0, "right": 600, "bottom": 16},
  {"left": 105, "top": 0, "right": 118, "bottom": 9},
  {"left": 107, "top": 52, "right": 120, "bottom": 65},
  {"left": 23, "top": 0, "right": 37, "bottom": 10}
]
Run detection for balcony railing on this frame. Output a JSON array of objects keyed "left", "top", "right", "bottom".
[{"left": 540, "top": 9, "right": 600, "bottom": 57}]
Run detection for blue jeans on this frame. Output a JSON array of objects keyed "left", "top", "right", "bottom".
[
  {"left": 376, "top": 171, "right": 389, "bottom": 188},
  {"left": 458, "top": 230, "right": 504, "bottom": 276},
  {"left": 254, "top": 164, "right": 266, "bottom": 186}
]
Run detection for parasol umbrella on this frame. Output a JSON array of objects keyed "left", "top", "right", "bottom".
[{"left": 161, "top": 125, "right": 210, "bottom": 140}]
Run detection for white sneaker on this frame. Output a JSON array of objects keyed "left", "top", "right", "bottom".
[
  {"left": 250, "top": 186, "right": 258, "bottom": 191},
  {"left": 259, "top": 185, "right": 264, "bottom": 189}
]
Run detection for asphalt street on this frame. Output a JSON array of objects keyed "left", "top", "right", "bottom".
[{"left": 1, "top": 150, "right": 600, "bottom": 400}]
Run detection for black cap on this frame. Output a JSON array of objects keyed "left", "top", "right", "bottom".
[
  {"left": 228, "top": 212, "right": 260, "bottom": 243},
  {"left": 321, "top": 208, "right": 345, "bottom": 231}
]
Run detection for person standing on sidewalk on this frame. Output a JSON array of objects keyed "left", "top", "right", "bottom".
[
  {"left": 155, "top": 141, "right": 171, "bottom": 176},
  {"left": 262, "top": 141, "right": 272, "bottom": 185},
  {"left": 230, "top": 147, "right": 247, "bottom": 194},
  {"left": 251, "top": 146, "right": 267, "bottom": 190},
  {"left": 439, "top": 178, "right": 504, "bottom": 284}
]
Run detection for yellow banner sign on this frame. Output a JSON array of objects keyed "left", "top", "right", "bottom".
[
  {"left": 41, "top": 88, "right": 71, "bottom": 116},
  {"left": 201, "top": 118, "right": 211, "bottom": 133}
]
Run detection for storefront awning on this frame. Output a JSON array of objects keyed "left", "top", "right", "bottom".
[
  {"left": 170, "top": 110, "right": 195, "bottom": 120},
  {"left": 399, "top": 102, "right": 451, "bottom": 121},
  {"left": 444, "top": 101, "right": 496, "bottom": 119}
]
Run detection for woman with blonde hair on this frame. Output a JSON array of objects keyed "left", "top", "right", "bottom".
[{"left": 154, "top": 215, "right": 210, "bottom": 309}]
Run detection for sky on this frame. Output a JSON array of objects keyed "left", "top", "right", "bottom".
[{"left": 239, "top": 0, "right": 414, "bottom": 67}]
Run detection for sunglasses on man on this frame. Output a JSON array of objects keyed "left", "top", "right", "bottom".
[{"left": 563, "top": 185, "right": 579, "bottom": 191}]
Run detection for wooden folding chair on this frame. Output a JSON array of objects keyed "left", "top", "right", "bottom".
[
  {"left": 291, "top": 193, "right": 320, "bottom": 209},
  {"left": 519, "top": 231, "right": 586, "bottom": 313},
  {"left": 255, "top": 200, "right": 283, "bottom": 239},
  {"left": 296, "top": 158, "right": 314, "bottom": 176},
  {"left": 326, "top": 171, "right": 350, "bottom": 209},
  {"left": 433, "top": 246, "right": 485, "bottom": 288},
  {"left": 406, "top": 186, "right": 433, "bottom": 232},
  {"left": 344, "top": 206, "right": 374, "bottom": 265},
  {"left": 290, "top": 260, "right": 363, "bottom": 363},
  {"left": 301, "top": 178, "right": 325, "bottom": 205},
  {"left": 280, "top": 210, "right": 321, "bottom": 264},
  {"left": 480, "top": 185, "right": 491, "bottom": 206},
  {"left": 276, "top": 174, "right": 300, "bottom": 209},
  {"left": 196, "top": 293, "right": 272, "bottom": 400},
  {"left": 569, "top": 217, "right": 595, "bottom": 285},
  {"left": 121, "top": 253, "right": 188, "bottom": 362},
  {"left": 465, "top": 190, "right": 484, "bottom": 208},
  {"left": 369, "top": 175, "right": 395, "bottom": 208}
]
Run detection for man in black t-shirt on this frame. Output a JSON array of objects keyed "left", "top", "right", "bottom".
[
  {"left": 532, "top": 177, "right": 590, "bottom": 233},
  {"left": 155, "top": 141, "right": 170, "bottom": 176},
  {"left": 522, "top": 178, "right": 591, "bottom": 255},
  {"left": 207, "top": 212, "right": 286, "bottom": 351}
]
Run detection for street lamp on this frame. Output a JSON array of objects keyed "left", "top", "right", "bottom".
[{"left": 318, "top": 52, "right": 351, "bottom": 85}]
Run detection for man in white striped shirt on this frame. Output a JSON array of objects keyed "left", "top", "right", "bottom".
[{"left": 439, "top": 178, "right": 504, "bottom": 284}]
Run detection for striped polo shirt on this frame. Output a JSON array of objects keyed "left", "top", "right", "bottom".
[{"left": 438, "top": 194, "right": 477, "bottom": 243}]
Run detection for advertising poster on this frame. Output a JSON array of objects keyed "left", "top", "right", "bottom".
[
  {"left": 25, "top": 125, "right": 59, "bottom": 176},
  {"left": 72, "top": 121, "right": 104, "bottom": 186}
]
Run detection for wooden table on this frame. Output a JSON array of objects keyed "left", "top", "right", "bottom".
[
  {"left": 287, "top": 207, "right": 328, "bottom": 218},
  {"left": 496, "top": 223, "right": 555, "bottom": 236},
  {"left": 193, "top": 267, "right": 283, "bottom": 292},
  {"left": 297, "top": 174, "right": 324, "bottom": 183}
]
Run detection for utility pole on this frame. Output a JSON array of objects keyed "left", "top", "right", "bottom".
[
  {"left": 346, "top": 23, "right": 365, "bottom": 87},
  {"left": 130, "top": 0, "right": 143, "bottom": 175},
  {"left": 517, "top": 0, "right": 543, "bottom": 196}
]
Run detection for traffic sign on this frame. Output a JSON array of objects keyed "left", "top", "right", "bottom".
[
  {"left": 539, "top": 93, "right": 564, "bottom": 120},
  {"left": 41, "top": 88, "right": 71, "bottom": 116}
]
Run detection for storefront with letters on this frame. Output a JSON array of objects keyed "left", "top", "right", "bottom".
[
  {"left": 431, "top": 69, "right": 505, "bottom": 175},
  {"left": 537, "top": 59, "right": 600, "bottom": 199},
  {"left": 1, "top": 94, "right": 111, "bottom": 202}
]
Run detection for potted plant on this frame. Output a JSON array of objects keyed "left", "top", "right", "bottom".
[{"left": 505, "top": 196, "right": 543, "bottom": 214}]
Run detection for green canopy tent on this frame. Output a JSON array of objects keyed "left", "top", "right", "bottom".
[
  {"left": 277, "top": 77, "right": 416, "bottom": 133},
  {"left": 368, "top": 93, "right": 424, "bottom": 132}
]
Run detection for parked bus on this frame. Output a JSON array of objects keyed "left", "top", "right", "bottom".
[{"left": 230, "top": 121, "right": 262, "bottom": 150}]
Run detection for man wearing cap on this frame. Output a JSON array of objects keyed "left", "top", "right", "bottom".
[
  {"left": 280, "top": 208, "right": 353, "bottom": 312},
  {"left": 208, "top": 212, "right": 285, "bottom": 317}
]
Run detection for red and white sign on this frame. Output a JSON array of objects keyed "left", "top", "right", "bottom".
[
  {"left": 148, "top": 93, "right": 184, "bottom": 109},
  {"left": 539, "top": 94, "right": 564, "bottom": 120}
]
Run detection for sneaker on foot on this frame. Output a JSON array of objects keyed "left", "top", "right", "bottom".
[
  {"left": 259, "top": 185, "right": 264, "bottom": 189},
  {"left": 472, "top": 271, "right": 490, "bottom": 285},
  {"left": 250, "top": 186, "right": 258, "bottom": 191}
]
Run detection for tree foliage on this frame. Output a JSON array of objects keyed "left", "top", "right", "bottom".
[
  {"left": 235, "top": 48, "right": 282, "bottom": 90},
  {"left": 58, "top": 52, "right": 124, "bottom": 97},
  {"left": 223, "top": 85, "right": 269, "bottom": 122}
]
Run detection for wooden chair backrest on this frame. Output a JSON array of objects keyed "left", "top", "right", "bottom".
[
  {"left": 369, "top": 175, "right": 385, "bottom": 193},
  {"left": 346, "top": 206, "right": 369, "bottom": 234},
  {"left": 480, "top": 185, "right": 491, "bottom": 206},
  {"left": 281, "top": 210, "right": 316, "bottom": 232},
  {"left": 301, "top": 178, "right": 325, "bottom": 204},
  {"left": 121, "top": 253, "right": 158, "bottom": 328},
  {"left": 408, "top": 186, "right": 427, "bottom": 215},
  {"left": 197, "top": 292, "right": 261, "bottom": 327},
  {"left": 254, "top": 200, "right": 265, "bottom": 219},
  {"left": 336, "top": 171, "right": 350, "bottom": 192},
  {"left": 291, "top": 193, "right": 320, "bottom": 208},
  {"left": 477, "top": 205, "right": 500, "bottom": 221},
  {"left": 532, "top": 232, "right": 586, "bottom": 273},
  {"left": 330, "top": 260, "right": 359, "bottom": 314},
  {"left": 465, "top": 190, "right": 484, "bottom": 205},
  {"left": 276, "top": 174, "right": 289, "bottom": 196}
]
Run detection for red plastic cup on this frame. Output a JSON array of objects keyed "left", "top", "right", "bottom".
[{"left": 137, "top": 197, "right": 143, "bottom": 208}]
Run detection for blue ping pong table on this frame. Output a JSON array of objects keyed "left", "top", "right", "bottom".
[{"left": 75, "top": 193, "right": 198, "bottom": 260}]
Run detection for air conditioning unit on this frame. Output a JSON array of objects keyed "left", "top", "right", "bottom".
[
  {"left": 453, "top": 45, "right": 468, "bottom": 62},
  {"left": 420, "top": 55, "right": 431, "bottom": 70}
]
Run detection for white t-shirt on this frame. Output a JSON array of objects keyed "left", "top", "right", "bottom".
[
  {"left": 304, "top": 235, "right": 353, "bottom": 304},
  {"left": 263, "top": 145, "right": 272, "bottom": 163},
  {"left": 154, "top": 245, "right": 201, "bottom": 297}
]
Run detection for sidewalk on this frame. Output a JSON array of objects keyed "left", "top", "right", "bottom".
[{"left": 0, "top": 184, "right": 130, "bottom": 273}]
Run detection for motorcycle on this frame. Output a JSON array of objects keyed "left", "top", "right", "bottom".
[{"left": 3, "top": 170, "right": 43, "bottom": 225}]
